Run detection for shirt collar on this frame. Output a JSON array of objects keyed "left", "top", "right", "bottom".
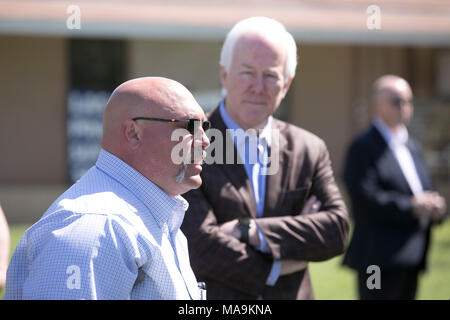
[
  {"left": 373, "top": 117, "right": 409, "bottom": 147},
  {"left": 96, "top": 149, "right": 188, "bottom": 233},
  {"left": 219, "top": 98, "right": 272, "bottom": 148}
]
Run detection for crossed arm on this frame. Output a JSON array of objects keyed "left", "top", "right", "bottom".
[
  {"left": 182, "top": 143, "right": 349, "bottom": 295},
  {"left": 218, "top": 195, "right": 322, "bottom": 275}
]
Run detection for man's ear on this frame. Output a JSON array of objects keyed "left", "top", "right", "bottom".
[
  {"left": 219, "top": 66, "right": 228, "bottom": 87},
  {"left": 281, "top": 77, "right": 293, "bottom": 99},
  {"left": 123, "top": 119, "right": 141, "bottom": 148}
]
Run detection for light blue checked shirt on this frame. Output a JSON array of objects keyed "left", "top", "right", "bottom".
[{"left": 4, "top": 149, "right": 201, "bottom": 300}]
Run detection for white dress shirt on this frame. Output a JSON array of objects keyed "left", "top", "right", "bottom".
[{"left": 373, "top": 117, "right": 429, "bottom": 228}]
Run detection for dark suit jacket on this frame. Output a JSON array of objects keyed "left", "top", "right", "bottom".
[
  {"left": 181, "top": 107, "right": 349, "bottom": 300},
  {"left": 343, "top": 124, "right": 434, "bottom": 272}
]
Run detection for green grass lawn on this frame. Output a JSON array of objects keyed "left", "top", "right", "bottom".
[
  {"left": 309, "top": 219, "right": 450, "bottom": 299},
  {"left": 2, "top": 220, "right": 450, "bottom": 299}
]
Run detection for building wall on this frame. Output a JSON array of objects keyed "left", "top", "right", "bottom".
[
  {"left": 0, "top": 36, "right": 67, "bottom": 184},
  {"left": 0, "top": 36, "right": 68, "bottom": 224},
  {"left": 290, "top": 44, "right": 353, "bottom": 176},
  {"left": 127, "top": 39, "right": 223, "bottom": 104}
]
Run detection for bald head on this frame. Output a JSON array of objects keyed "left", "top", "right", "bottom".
[
  {"left": 371, "top": 75, "right": 414, "bottom": 129},
  {"left": 372, "top": 75, "right": 411, "bottom": 102},
  {"left": 99, "top": 77, "right": 209, "bottom": 197},
  {"left": 101, "top": 77, "right": 196, "bottom": 150}
]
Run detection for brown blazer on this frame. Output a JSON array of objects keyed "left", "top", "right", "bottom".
[{"left": 181, "top": 107, "right": 349, "bottom": 300}]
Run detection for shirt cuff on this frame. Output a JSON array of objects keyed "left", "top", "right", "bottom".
[
  {"left": 266, "top": 260, "right": 282, "bottom": 286},
  {"left": 256, "top": 224, "right": 271, "bottom": 254}
]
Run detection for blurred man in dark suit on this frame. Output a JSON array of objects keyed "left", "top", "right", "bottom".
[
  {"left": 343, "top": 75, "right": 447, "bottom": 300},
  {"left": 181, "top": 17, "right": 349, "bottom": 300}
]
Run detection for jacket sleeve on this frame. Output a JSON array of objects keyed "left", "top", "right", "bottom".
[
  {"left": 256, "top": 140, "right": 350, "bottom": 261},
  {"left": 182, "top": 187, "right": 273, "bottom": 297}
]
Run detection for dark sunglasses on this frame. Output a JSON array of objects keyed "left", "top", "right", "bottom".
[
  {"left": 132, "top": 117, "right": 211, "bottom": 134},
  {"left": 391, "top": 96, "right": 413, "bottom": 108}
]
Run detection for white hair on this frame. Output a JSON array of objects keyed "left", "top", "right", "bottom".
[{"left": 219, "top": 16, "right": 298, "bottom": 81}]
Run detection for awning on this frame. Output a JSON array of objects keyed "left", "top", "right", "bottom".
[{"left": 0, "top": 0, "right": 449, "bottom": 46}]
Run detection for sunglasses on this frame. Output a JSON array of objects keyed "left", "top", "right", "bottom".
[
  {"left": 132, "top": 117, "right": 211, "bottom": 134},
  {"left": 391, "top": 96, "right": 413, "bottom": 108}
]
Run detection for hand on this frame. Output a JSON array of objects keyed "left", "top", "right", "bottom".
[
  {"left": 280, "top": 259, "right": 308, "bottom": 276},
  {"left": 218, "top": 219, "right": 240, "bottom": 239},
  {"left": 301, "top": 195, "right": 321, "bottom": 215},
  {"left": 412, "top": 192, "right": 447, "bottom": 223},
  {"left": 428, "top": 193, "right": 446, "bottom": 222}
]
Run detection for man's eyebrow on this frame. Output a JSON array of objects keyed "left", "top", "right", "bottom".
[{"left": 241, "top": 63, "right": 254, "bottom": 69}]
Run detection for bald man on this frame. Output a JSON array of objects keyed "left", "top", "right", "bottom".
[
  {"left": 343, "top": 75, "right": 447, "bottom": 299},
  {"left": 4, "top": 77, "right": 210, "bottom": 300}
]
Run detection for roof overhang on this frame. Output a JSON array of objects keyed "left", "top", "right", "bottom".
[{"left": 0, "top": 0, "right": 449, "bottom": 46}]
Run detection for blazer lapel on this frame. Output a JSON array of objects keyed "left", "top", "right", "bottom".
[
  {"left": 208, "top": 108, "right": 258, "bottom": 218},
  {"left": 371, "top": 126, "right": 417, "bottom": 195},
  {"left": 264, "top": 119, "right": 288, "bottom": 212}
]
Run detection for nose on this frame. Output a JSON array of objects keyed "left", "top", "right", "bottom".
[
  {"left": 400, "top": 99, "right": 413, "bottom": 113},
  {"left": 191, "top": 127, "right": 210, "bottom": 163},
  {"left": 193, "top": 126, "right": 210, "bottom": 150},
  {"left": 251, "top": 74, "right": 264, "bottom": 94},
  {"left": 201, "top": 127, "right": 210, "bottom": 149}
]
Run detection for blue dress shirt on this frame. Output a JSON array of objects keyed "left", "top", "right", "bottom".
[
  {"left": 4, "top": 149, "right": 200, "bottom": 300},
  {"left": 219, "top": 100, "right": 282, "bottom": 285}
]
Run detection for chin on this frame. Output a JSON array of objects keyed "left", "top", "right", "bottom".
[
  {"left": 403, "top": 116, "right": 412, "bottom": 124},
  {"left": 179, "top": 176, "right": 202, "bottom": 194},
  {"left": 246, "top": 111, "right": 271, "bottom": 125},
  {"left": 188, "top": 176, "right": 203, "bottom": 189}
]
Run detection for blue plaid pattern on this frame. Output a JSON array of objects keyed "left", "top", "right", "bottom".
[{"left": 4, "top": 149, "right": 200, "bottom": 300}]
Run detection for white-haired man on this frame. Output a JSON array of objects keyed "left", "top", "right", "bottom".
[{"left": 181, "top": 17, "right": 349, "bottom": 299}]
